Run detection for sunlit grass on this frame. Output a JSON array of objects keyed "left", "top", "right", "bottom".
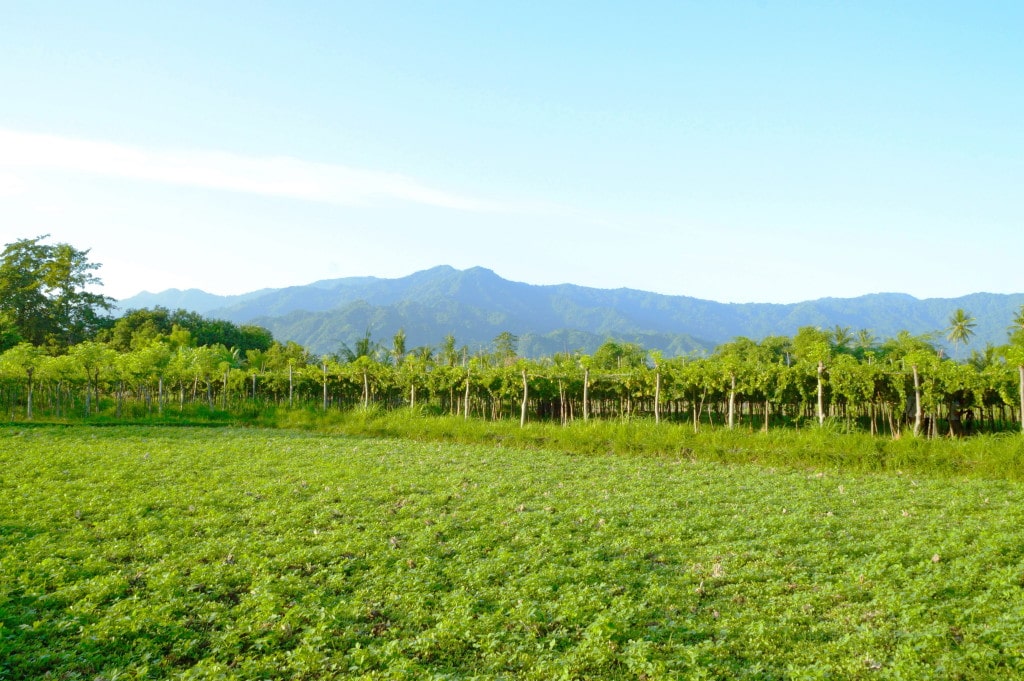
[
  {"left": 262, "top": 407, "right": 1024, "bottom": 480},
  {"left": 2, "top": 426, "right": 1023, "bottom": 678}
]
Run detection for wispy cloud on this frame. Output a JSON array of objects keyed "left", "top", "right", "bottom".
[{"left": 0, "top": 129, "right": 495, "bottom": 211}]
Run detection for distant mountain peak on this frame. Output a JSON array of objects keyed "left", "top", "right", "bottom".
[
  {"left": 115, "top": 266, "right": 1024, "bottom": 357},
  {"left": 464, "top": 265, "right": 498, "bottom": 275}
]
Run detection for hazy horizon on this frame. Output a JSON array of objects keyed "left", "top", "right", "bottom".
[{"left": 116, "top": 263, "right": 1021, "bottom": 307}]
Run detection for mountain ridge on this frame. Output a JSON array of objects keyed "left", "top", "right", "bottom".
[{"left": 116, "top": 267, "right": 1024, "bottom": 357}]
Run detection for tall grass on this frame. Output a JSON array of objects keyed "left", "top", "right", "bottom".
[
  {"left": 8, "top": 399, "right": 1022, "bottom": 479},
  {"left": 251, "top": 406, "right": 1024, "bottom": 480}
]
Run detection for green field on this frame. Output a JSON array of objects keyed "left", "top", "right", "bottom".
[{"left": 2, "top": 426, "right": 1024, "bottom": 679}]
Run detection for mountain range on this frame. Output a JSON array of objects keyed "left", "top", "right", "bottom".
[{"left": 116, "top": 266, "right": 1024, "bottom": 358}]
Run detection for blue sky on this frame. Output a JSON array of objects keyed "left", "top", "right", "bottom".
[{"left": 2, "top": 2, "right": 1022, "bottom": 303}]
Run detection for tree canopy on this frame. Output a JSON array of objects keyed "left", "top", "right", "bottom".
[
  {"left": 0, "top": 235, "right": 114, "bottom": 350},
  {"left": 100, "top": 306, "right": 274, "bottom": 353}
]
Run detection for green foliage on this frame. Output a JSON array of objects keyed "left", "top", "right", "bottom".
[
  {"left": 492, "top": 331, "right": 519, "bottom": 363},
  {"left": 946, "top": 308, "right": 978, "bottom": 360},
  {"left": 2, "top": 238, "right": 1024, "bottom": 438},
  {"left": 882, "top": 330, "right": 939, "bottom": 359},
  {"left": 0, "top": 235, "right": 114, "bottom": 349},
  {"left": 791, "top": 326, "right": 832, "bottom": 364},
  {"left": 3, "top": 426, "right": 1024, "bottom": 678},
  {"left": 5, "top": 322, "right": 1024, "bottom": 438},
  {"left": 102, "top": 307, "right": 274, "bottom": 353},
  {"left": 257, "top": 410, "right": 1024, "bottom": 480},
  {"left": 0, "top": 310, "right": 22, "bottom": 352},
  {"left": 337, "top": 328, "right": 385, "bottom": 364},
  {"left": 592, "top": 339, "right": 647, "bottom": 370}
]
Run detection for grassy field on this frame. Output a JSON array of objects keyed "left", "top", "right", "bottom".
[{"left": 2, "top": 425, "right": 1024, "bottom": 679}]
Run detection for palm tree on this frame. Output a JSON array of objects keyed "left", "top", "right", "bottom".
[
  {"left": 946, "top": 308, "right": 977, "bottom": 360},
  {"left": 391, "top": 328, "right": 407, "bottom": 366},
  {"left": 854, "top": 329, "right": 877, "bottom": 351},
  {"left": 968, "top": 343, "right": 999, "bottom": 371},
  {"left": 830, "top": 325, "right": 854, "bottom": 352},
  {"left": 338, "top": 328, "right": 379, "bottom": 363},
  {"left": 1008, "top": 304, "right": 1024, "bottom": 343},
  {"left": 852, "top": 329, "right": 878, "bottom": 363}
]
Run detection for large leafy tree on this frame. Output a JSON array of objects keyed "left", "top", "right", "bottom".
[
  {"left": 102, "top": 306, "right": 273, "bottom": 353},
  {"left": 492, "top": 331, "right": 519, "bottom": 365},
  {"left": 0, "top": 311, "right": 21, "bottom": 352},
  {"left": 0, "top": 235, "right": 114, "bottom": 349},
  {"left": 592, "top": 339, "right": 646, "bottom": 371}
]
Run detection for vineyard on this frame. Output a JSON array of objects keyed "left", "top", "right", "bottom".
[{"left": 2, "top": 325, "right": 1024, "bottom": 438}]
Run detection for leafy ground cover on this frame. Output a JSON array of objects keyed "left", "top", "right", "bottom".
[{"left": 2, "top": 426, "right": 1023, "bottom": 679}]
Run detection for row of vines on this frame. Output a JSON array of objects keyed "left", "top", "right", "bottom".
[{"left": 3, "top": 323, "right": 1024, "bottom": 437}]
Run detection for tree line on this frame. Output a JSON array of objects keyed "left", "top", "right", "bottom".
[{"left": 3, "top": 236, "right": 1024, "bottom": 436}]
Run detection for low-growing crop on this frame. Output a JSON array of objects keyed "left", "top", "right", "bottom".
[{"left": 2, "top": 426, "right": 1023, "bottom": 679}]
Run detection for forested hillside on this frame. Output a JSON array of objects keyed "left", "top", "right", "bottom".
[{"left": 120, "top": 266, "right": 1024, "bottom": 357}]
